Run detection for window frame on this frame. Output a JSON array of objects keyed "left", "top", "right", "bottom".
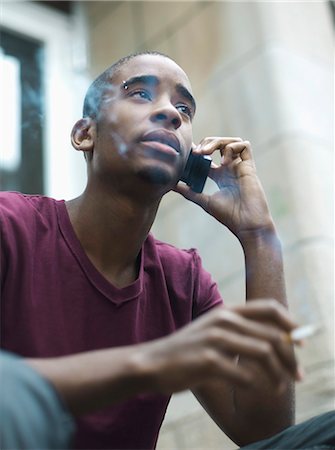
[
  {"left": 1, "top": 28, "right": 44, "bottom": 194},
  {"left": 1, "top": 1, "right": 87, "bottom": 199}
]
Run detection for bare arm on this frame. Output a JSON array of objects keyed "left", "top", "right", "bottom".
[
  {"left": 193, "top": 229, "right": 296, "bottom": 445},
  {"left": 26, "top": 346, "right": 149, "bottom": 416},
  {"left": 27, "top": 298, "right": 300, "bottom": 428},
  {"left": 175, "top": 138, "right": 300, "bottom": 445}
]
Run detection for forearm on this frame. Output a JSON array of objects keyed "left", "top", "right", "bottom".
[
  {"left": 26, "top": 345, "right": 152, "bottom": 416},
  {"left": 233, "top": 224, "right": 295, "bottom": 438},
  {"left": 194, "top": 232, "right": 295, "bottom": 445},
  {"left": 222, "top": 375, "right": 295, "bottom": 446},
  {"left": 240, "top": 222, "right": 287, "bottom": 306}
]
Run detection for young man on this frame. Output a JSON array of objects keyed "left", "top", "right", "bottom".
[{"left": 1, "top": 52, "right": 333, "bottom": 449}]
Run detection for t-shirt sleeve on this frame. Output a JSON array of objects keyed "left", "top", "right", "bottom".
[
  {"left": 191, "top": 249, "right": 223, "bottom": 319},
  {"left": 0, "top": 192, "right": 39, "bottom": 287},
  {"left": 0, "top": 192, "right": 13, "bottom": 285},
  {"left": 151, "top": 237, "right": 224, "bottom": 323}
]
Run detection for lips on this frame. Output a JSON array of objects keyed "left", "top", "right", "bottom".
[{"left": 140, "top": 130, "right": 181, "bottom": 153}]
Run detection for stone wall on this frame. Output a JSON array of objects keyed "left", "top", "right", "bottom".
[{"left": 83, "top": 1, "right": 334, "bottom": 448}]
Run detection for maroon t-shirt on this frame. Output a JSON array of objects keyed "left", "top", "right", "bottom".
[{"left": 0, "top": 192, "right": 223, "bottom": 449}]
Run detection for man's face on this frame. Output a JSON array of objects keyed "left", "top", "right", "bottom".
[{"left": 91, "top": 54, "right": 195, "bottom": 192}]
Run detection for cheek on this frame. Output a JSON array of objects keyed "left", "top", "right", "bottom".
[
  {"left": 97, "top": 117, "right": 131, "bottom": 155},
  {"left": 182, "top": 123, "right": 193, "bottom": 151}
]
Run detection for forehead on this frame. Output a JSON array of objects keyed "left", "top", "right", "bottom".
[{"left": 113, "top": 54, "right": 193, "bottom": 94}]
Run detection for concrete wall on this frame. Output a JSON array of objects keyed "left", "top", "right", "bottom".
[{"left": 83, "top": 1, "right": 334, "bottom": 448}]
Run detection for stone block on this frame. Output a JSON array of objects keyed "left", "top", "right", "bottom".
[
  {"left": 255, "top": 1, "right": 333, "bottom": 65},
  {"left": 206, "top": 45, "right": 333, "bottom": 148},
  {"left": 87, "top": 2, "right": 136, "bottom": 77},
  {"left": 139, "top": 1, "right": 195, "bottom": 46},
  {"left": 250, "top": 136, "right": 333, "bottom": 248}
]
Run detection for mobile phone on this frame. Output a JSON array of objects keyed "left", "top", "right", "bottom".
[{"left": 180, "top": 151, "right": 212, "bottom": 193}]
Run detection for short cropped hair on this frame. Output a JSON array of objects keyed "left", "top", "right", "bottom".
[{"left": 82, "top": 51, "right": 171, "bottom": 119}]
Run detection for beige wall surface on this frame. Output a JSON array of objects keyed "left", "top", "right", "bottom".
[{"left": 83, "top": 1, "right": 334, "bottom": 448}]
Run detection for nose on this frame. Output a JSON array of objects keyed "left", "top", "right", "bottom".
[{"left": 150, "top": 101, "right": 182, "bottom": 130}]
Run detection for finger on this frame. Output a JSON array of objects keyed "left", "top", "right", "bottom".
[
  {"left": 214, "top": 329, "right": 291, "bottom": 387},
  {"left": 173, "top": 182, "right": 209, "bottom": 208},
  {"left": 213, "top": 309, "right": 299, "bottom": 380},
  {"left": 195, "top": 137, "right": 243, "bottom": 156},
  {"left": 209, "top": 161, "right": 220, "bottom": 170},
  {"left": 199, "top": 137, "right": 243, "bottom": 147},
  {"left": 223, "top": 141, "right": 254, "bottom": 164},
  {"left": 233, "top": 299, "right": 298, "bottom": 332},
  {"left": 273, "top": 335, "right": 303, "bottom": 381},
  {"left": 221, "top": 145, "right": 234, "bottom": 166},
  {"left": 231, "top": 301, "right": 303, "bottom": 379},
  {"left": 214, "top": 357, "right": 253, "bottom": 388},
  {"left": 197, "top": 349, "right": 253, "bottom": 387},
  {"left": 197, "top": 140, "right": 254, "bottom": 173},
  {"left": 241, "top": 321, "right": 300, "bottom": 380}
]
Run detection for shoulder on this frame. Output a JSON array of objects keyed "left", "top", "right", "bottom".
[
  {"left": 145, "top": 234, "right": 209, "bottom": 288},
  {"left": 0, "top": 192, "right": 60, "bottom": 220},
  {"left": 146, "top": 233, "right": 200, "bottom": 270},
  {"left": 0, "top": 192, "right": 63, "bottom": 242},
  {"left": 145, "top": 234, "right": 223, "bottom": 315}
]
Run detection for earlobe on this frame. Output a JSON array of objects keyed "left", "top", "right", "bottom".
[{"left": 71, "top": 118, "right": 95, "bottom": 153}]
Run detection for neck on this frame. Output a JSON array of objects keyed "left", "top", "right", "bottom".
[{"left": 66, "top": 186, "right": 161, "bottom": 287}]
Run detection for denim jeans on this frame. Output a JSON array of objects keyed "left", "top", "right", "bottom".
[
  {"left": 240, "top": 410, "right": 335, "bottom": 450},
  {"left": 0, "top": 351, "right": 75, "bottom": 450}
]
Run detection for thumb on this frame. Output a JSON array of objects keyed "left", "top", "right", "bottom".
[{"left": 173, "top": 182, "right": 206, "bottom": 206}]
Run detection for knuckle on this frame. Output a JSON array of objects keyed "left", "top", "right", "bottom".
[
  {"left": 205, "top": 328, "right": 221, "bottom": 345},
  {"left": 271, "top": 332, "right": 282, "bottom": 346},
  {"left": 216, "top": 309, "right": 236, "bottom": 329},
  {"left": 268, "top": 298, "right": 279, "bottom": 309},
  {"left": 267, "top": 299, "right": 282, "bottom": 317},
  {"left": 212, "top": 307, "right": 228, "bottom": 322},
  {"left": 258, "top": 342, "right": 272, "bottom": 359},
  {"left": 199, "top": 138, "right": 210, "bottom": 146},
  {"left": 203, "top": 349, "right": 219, "bottom": 368}
]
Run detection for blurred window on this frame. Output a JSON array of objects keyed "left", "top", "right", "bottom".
[{"left": 0, "top": 29, "right": 44, "bottom": 194}]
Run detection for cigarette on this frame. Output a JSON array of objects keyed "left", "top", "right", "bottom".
[{"left": 288, "top": 324, "right": 320, "bottom": 343}]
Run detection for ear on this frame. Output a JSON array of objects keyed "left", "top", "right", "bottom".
[{"left": 71, "top": 118, "right": 95, "bottom": 155}]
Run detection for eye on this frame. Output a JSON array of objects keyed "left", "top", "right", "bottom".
[
  {"left": 129, "top": 89, "right": 152, "bottom": 101},
  {"left": 176, "top": 104, "right": 193, "bottom": 119}
]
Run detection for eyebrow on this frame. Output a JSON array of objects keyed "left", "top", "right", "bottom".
[
  {"left": 176, "top": 83, "right": 196, "bottom": 114},
  {"left": 122, "top": 74, "right": 196, "bottom": 113},
  {"left": 122, "top": 75, "right": 159, "bottom": 90}
]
